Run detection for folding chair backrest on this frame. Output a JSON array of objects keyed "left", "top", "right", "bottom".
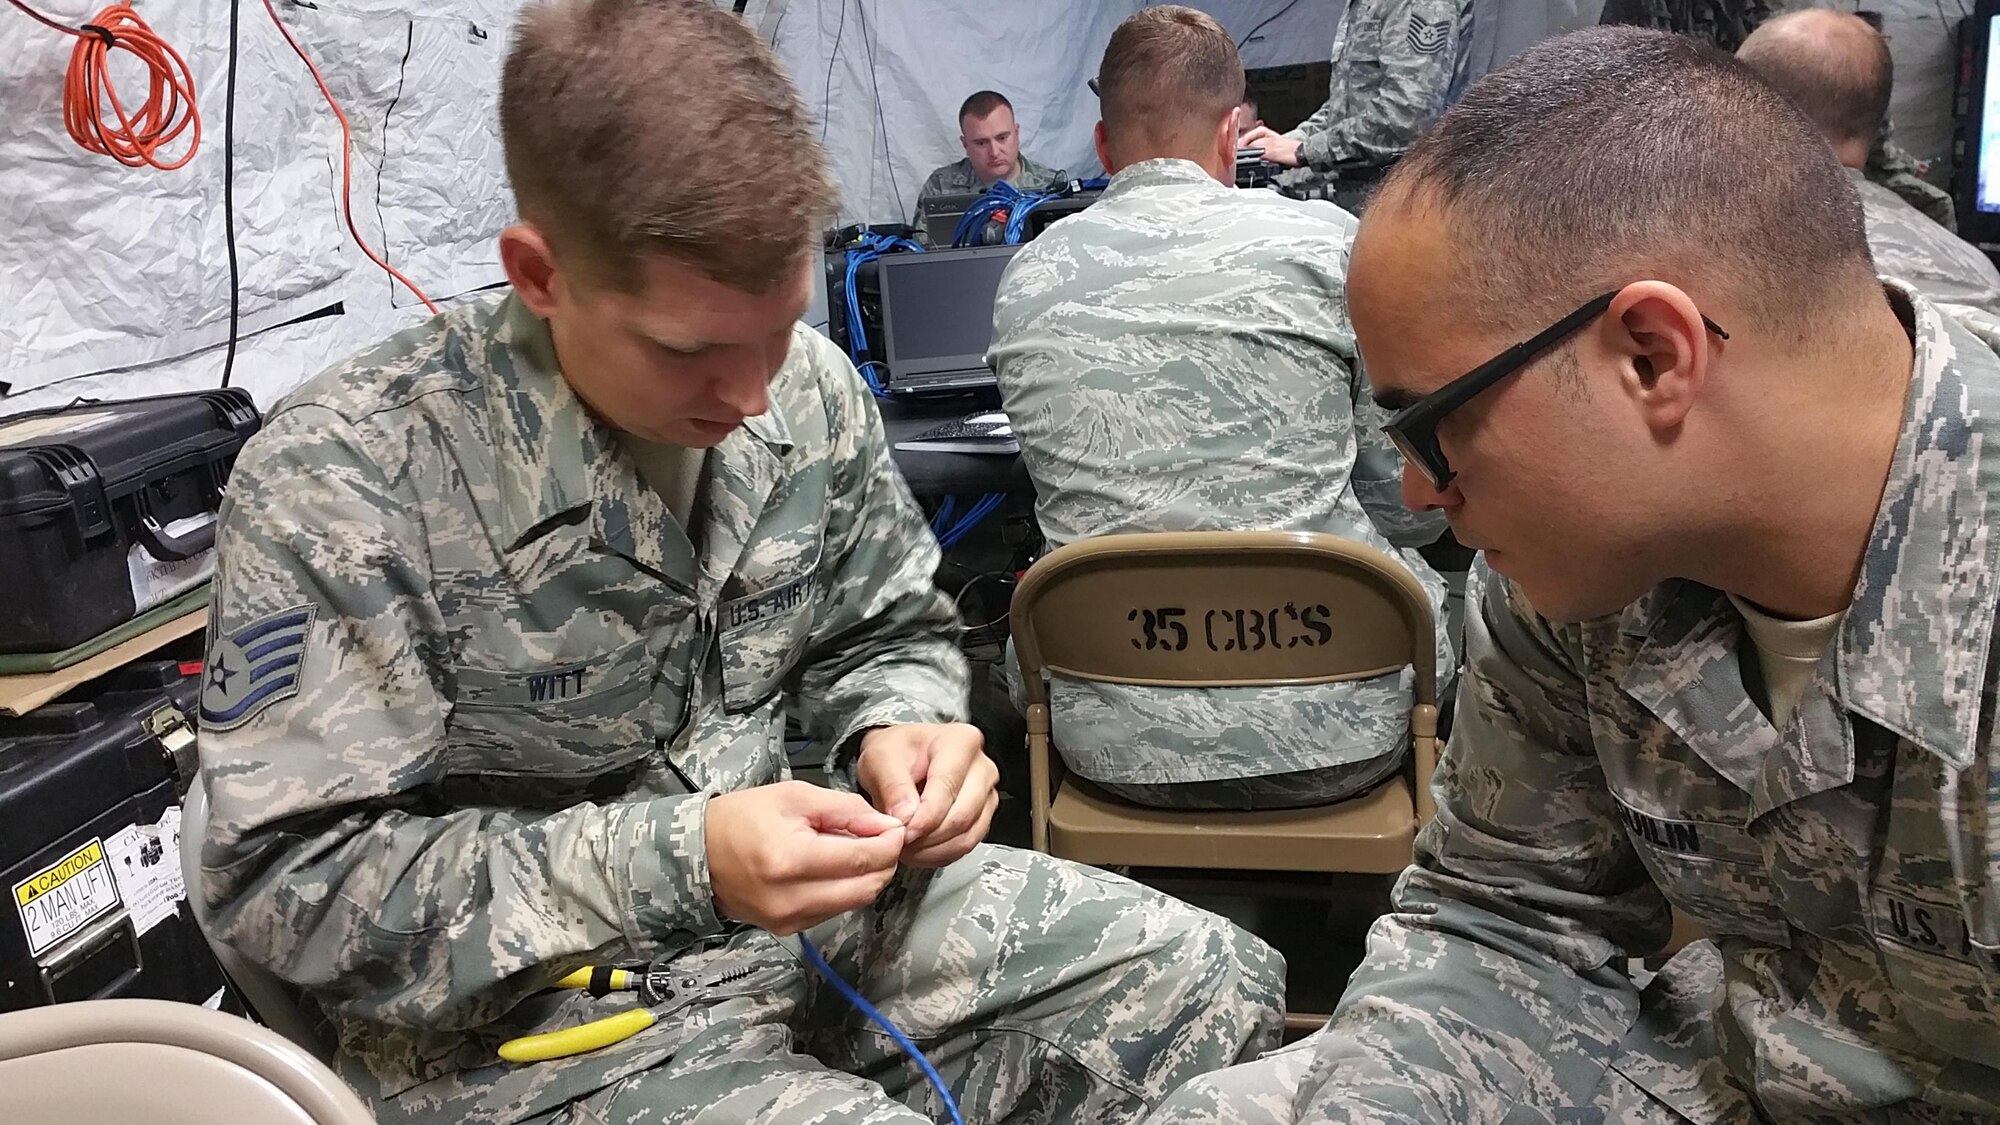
[
  {"left": 0, "top": 998, "right": 374, "bottom": 1124},
  {"left": 1012, "top": 531, "right": 1436, "bottom": 707}
]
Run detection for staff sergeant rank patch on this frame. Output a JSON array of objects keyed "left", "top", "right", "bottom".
[
  {"left": 1407, "top": 13, "right": 1451, "bottom": 56},
  {"left": 200, "top": 604, "right": 315, "bottom": 731}
]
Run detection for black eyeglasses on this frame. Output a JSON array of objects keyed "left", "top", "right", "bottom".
[{"left": 1381, "top": 291, "right": 1729, "bottom": 491}]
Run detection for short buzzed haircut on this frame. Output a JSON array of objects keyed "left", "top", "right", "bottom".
[
  {"left": 1736, "top": 10, "right": 1893, "bottom": 150},
  {"left": 959, "top": 90, "right": 1013, "bottom": 126},
  {"left": 500, "top": 0, "right": 833, "bottom": 294},
  {"left": 1380, "top": 27, "right": 1874, "bottom": 336},
  {"left": 1098, "top": 7, "right": 1246, "bottom": 149}
]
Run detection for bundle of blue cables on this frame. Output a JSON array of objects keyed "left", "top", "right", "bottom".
[
  {"left": 954, "top": 177, "right": 1111, "bottom": 247},
  {"left": 928, "top": 493, "right": 1006, "bottom": 550},
  {"left": 950, "top": 180, "right": 1031, "bottom": 247},
  {"left": 841, "top": 230, "right": 925, "bottom": 395}
]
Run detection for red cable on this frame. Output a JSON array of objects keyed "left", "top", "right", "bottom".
[
  {"left": 258, "top": 0, "right": 438, "bottom": 314},
  {"left": 9, "top": 1, "right": 201, "bottom": 171}
]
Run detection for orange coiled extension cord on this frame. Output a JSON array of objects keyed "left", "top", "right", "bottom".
[{"left": 9, "top": 1, "right": 202, "bottom": 171}]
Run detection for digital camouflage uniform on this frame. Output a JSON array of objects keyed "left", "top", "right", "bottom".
[
  {"left": 909, "top": 154, "right": 1067, "bottom": 230},
  {"left": 1855, "top": 168, "right": 2000, "bottom": 318},
  {"left": 1149, "top": 284, "right": 2000, "bottom": 1122},
  {"left": 1281, "top": 0, "right": 1472, "bottom": 208},
  {"left": 989, "top": 158, "right": 1453, "bottom": 812},
  {"left": 195, "top": 291, "right": 1285, "bottom": 1125},
  {"left": 1868, "top": 126, "right": 1958, "bottom": 235}
]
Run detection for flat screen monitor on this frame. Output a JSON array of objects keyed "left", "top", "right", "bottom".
[
  {"left": 1980, "top": 17, "right": 2000, "bottom": 215},
  {"left": 1022, "top": 191, "right": 1101, "bottom": 240},
  {"left": 1957, "top": 5, "right": 2000, "bottom": 245},
  {"left": 877, "top": 245, "right": 1020, "bottom": 393}
]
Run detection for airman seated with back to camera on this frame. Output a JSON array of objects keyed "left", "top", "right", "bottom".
[
  {"left": 1737, "top": 9, "right": 2000, "bottom": 317},
  {"left": 192, "top": 3, "right": 1284, "bottom": 1124},
  {"left": 989, "top": 6, "right": 1453, "bottom": 814},
  {"left": 909, "top": 89, "right": 1066, "bottom": 230},
  {"left": 1151, "top": 26, "right": 2000, "bottom": 1125}
]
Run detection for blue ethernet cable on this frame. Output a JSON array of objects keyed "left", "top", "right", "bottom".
[{"left": 798, "top": 934, "right": 964, "bottom": 1125}]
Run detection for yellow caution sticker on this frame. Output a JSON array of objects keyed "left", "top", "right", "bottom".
[{"left": 13, "top": 839, "right": 122, "bottom": 957}]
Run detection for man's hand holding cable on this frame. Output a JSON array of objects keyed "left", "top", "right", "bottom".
[
  {"left": 705, "top": 781, "right": 906, "bottom": 935},
  {"left": 856, "top": 723, "right": 999, "bottom": 868},
  {"left": 1240, "top": 125, "right": 1302, "bottom": 168}
]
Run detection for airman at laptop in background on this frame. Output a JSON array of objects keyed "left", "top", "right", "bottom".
[{"left": 909, "top": 90, "right": 1065, "bottom": 230}]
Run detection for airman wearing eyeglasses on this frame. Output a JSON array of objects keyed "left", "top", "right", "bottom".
[{"left": 1149, "top": 26, "right": 2000, "bottom": 1125}]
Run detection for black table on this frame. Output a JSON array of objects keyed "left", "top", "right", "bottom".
[{"left": 875, "top": 394, "right": 1035, "bottom": 499}]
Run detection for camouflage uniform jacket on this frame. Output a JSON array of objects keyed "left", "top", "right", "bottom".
[
  {"left": 1855, "top": 169, "right": 2000, "bottom": 319},
  {"left": 1868, "top": 127, "right": 1958, "bottom": 233},
  {"left": 989, "top": 158, "right": 1453, "bottom": 787},
  {"left": 1290, "top": 285, "right": 2000, "bottom": 1121},
  {"left": 1284, "top": 0, "right": 1472, "bottom": 196},
  {"left": 196, "top": 292, "right": 967, "bottom": 1120},
  {"left": 910, "top": 153, "right": 1067, "bottom": 227}
]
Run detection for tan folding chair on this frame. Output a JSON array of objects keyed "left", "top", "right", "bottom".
[
  {"left": 1011, "top": 531, "right": 1440, "bottom": 1030},
  {"left": 0, "top": 998, "right": 375, "bottom": 1124}
]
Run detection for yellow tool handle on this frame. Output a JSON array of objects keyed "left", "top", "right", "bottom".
[
  {"left": 498, "top": 1008, "right": 656, "bottom": 1063},
  {"left": 553, "top": 967, "right": 632, "bottom": 991}
]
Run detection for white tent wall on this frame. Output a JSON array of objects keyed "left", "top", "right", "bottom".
[
  {"left": 3, "top": 0, "right": 1331, "bottom": 417},
  {"left": 759, "top": 0, "right": 1342, "bottom": 228},
  {"left": 1, "top": 0, "right": 530, "bottom": 419},
  {"left": 0, "top": 0, "right": 1974, "bottom": 420}
]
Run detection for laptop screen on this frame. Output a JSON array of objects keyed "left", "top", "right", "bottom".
[{"left": 878, "top": 245, "right": 1020, "bottom": 387}]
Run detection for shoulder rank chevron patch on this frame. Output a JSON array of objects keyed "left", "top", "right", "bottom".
[
  {"left": 1408, "top": 14, "right": 1451, "bottom": 56},
  {"left": 200, "top": 604, "right": 315, "bottom": 732}
]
